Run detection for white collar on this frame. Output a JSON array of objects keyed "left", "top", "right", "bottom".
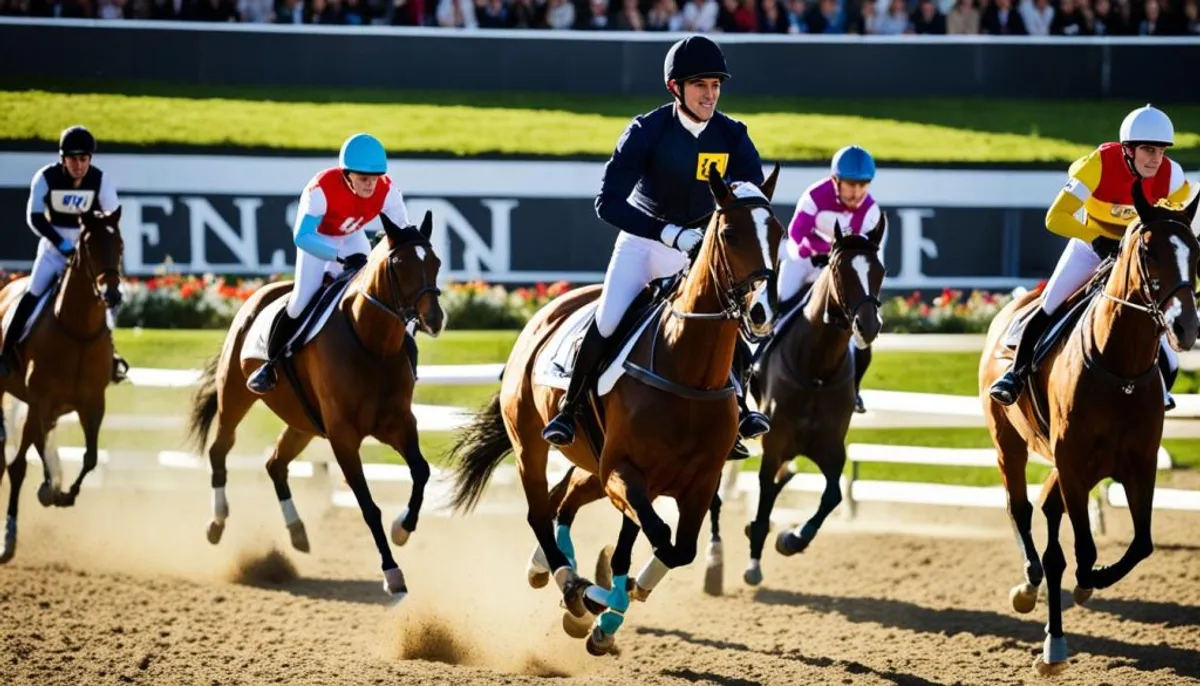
[{"left": 675, "top": 104, "right": 710, "bottom": 138}]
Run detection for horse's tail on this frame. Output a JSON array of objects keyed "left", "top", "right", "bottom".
[
  {"left": 447, "top": 392, "right": 513, "bottom": 514},
  {"left": 187, "top": 354, "right": 221, "bottom": 455}
]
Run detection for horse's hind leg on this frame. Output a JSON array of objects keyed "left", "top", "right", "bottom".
[
  {"left": 580, "top": 514, "right": 640, "bottom": 655},
  {"left": 206, "top": 375, "right": 257, "bottom": 545},
  {"left": 1035, "top": 470, "right": 1069, "bottom": 676},
  {"left": 56, "top": 395, "right": 105, "bottom": 507},
  {"left": 777, "top": 442, "right": 847, "bottom": 556},
  {"left": 744, "top": 429, "right": 792, "bottom": 586},
  {"left": 703, "top": 491, "right": 724, "bottom": 596},
  {"left": 1, "top": 403, "right": 49, "bottom": 563},
  {"left": 993, "top": 419, "right": 1041, "bottom": 613},
  {"left": 0, "top": 402, "right": 24, "bottom": 564},
  {"left": 266, "top": 426, "right": 315, "bottom": 553}
]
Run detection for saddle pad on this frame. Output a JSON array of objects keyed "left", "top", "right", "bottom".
[
  {"left": 1, "top": 279, "right": 60, "bottom": 346},
  {"left": 532, "top": 300, "right": 664, "bottom": 398},
  {"left": 240, "top": 277, "right": 354, "bottom": 365}
]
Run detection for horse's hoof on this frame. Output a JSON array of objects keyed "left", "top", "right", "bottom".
[
  {"left": 1034, "top": 634, "right": 1069, "bottom": 676},
  {"left": 562, "top": 610, "right": 592, "bottom": 639},
  {"left": 704, "top": 561, "right": 724, "bottom": 596},
  {"left": 1033, "top": 657, "right": 1068, "bottom": 676},
  {"left": 287, "top": 521, "right": 310, "bottom": 553},
  {"left": 1073, "top": 586, "right": 1094, "bottom": 607},
  {"left": 37, "top": 482, "right": 55, "bottom": 508},
  {"left": 630, "top": 583, "right": 652, "bottom": 603},
  {"left": 586, "top": 625, "right": 616, "bottom": 656},
  {"left": 556, "top": 568, "right": 593, "bottom": 618},
  {"left": 775, "top": 530, "right": 805, "bottom": 557},
  {"left": 206, "top": 520, "right": 225, "bottom": 545},
  {"left": 0, "top": 540, "right": 14, "bottom": 564},
  {"left": 528, "top": 569, "right": 550, "bottom": 589},
  {"left": 383, "top": 567, "right": 407, "bottom": 596},
  {"left": 743, "top": 560, "right": 764, "bottom": 586},
  {"left": 1010, "top": 582, "right": 1039, "bottom": 614},
  {"left": 53, "top": 491, "right": 77, "bottom": 508},
  {"left": 390, "top": 509, "right": 412, "bottom": 547}
]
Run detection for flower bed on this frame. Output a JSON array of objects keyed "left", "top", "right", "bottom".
[{"left": 0, "top": 270, "right": 1018, "bottom": 333}]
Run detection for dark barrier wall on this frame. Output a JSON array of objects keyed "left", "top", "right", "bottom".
[{"left": 1, "top": 18, "right": 1197, "bottom": 102}]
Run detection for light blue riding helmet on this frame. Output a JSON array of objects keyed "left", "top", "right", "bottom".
[
  {"left": 831, "top": 145, "right": 876, "bottom": 182},
  {"left": 339, "top": 133, "right": 388, "bottom": 175}
]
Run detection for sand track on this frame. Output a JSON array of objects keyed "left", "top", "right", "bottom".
[{"left": 1, "top": 472, "right": 1198, "bottom": 685}]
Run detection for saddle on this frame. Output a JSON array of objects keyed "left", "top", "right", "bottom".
[
  {"left": 999, "top": 257, "right": 1115, "bottom": 437},
  {"left": 1, "top": 275, "right": 61, "bottom": 349}
]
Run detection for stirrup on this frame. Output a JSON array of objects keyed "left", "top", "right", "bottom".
[
  {"left": 542, "top": 412, "right": 576, "bottom": 446},
  {"left": 246, "top": 362, "right": 278, "bottom": 395},
  {"left": 989, "top": 370, "right": 1023, "bottom": 406},
  {"left": 112, "top": 356, "right": 129, "bottom": 384},
  {"left": 854, "top": 394, "right": 866, "bottom": 414},
  {"left": 729, "top": 440, "right": 751, "bottom": 460},
  {"left": 739, "top": 410, "right": 770, "bottom": 439}
]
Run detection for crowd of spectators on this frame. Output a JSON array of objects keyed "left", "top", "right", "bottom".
[{"left": 3, "top": 0, "right": 1197, "bottom": 36}]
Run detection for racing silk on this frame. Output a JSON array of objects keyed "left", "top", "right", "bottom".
[
  {"left": 1046, "top": 142, "right": 1191, "bottom": 243},
  {"left": 27, "top": 163, "right": 119, "bottom": 245},
  {"left": 595, "top": 103, "right": 765, "bottom": 240},
  {"left": 786, "top": 176, "right": 881, "bottom": 260},
  {"left": 293, "top": 167, "right": 410, "bottom": 261}
]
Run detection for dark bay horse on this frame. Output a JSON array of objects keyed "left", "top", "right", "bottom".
[
  {"left": 447, "top": 163, "right": 784, "bottom": 655},
  {"left": 0, "top": 208, "right": 126, "bottom": 563},
  {"left": 187, "top": 214, "right": 444, "bottom": 600},
  {"left": 715, "top": 217, "right": 887, "bottom": 592},
  {"left": 979, "top": 184, "right": 1199, "bottom": 675}
]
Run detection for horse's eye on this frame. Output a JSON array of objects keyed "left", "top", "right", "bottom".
[{"left": 721, "top": 229, "right": 740, "bottom": 246}]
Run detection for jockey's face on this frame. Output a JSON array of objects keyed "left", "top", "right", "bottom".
[
  {"left": 835, "top": 178, "right": 870, "bottom": 210},
  {"left": 1127, "top": 144, "right": 1167, "bottom": 178},
  {"left": 675, "top": 77, "right": 721, "bottom": 122},
  {"left": 346, "top": 172, "right": 382, "bottom": 198},
  {"left": 62, "top": 154, "right": 91, "bottom": 181}
]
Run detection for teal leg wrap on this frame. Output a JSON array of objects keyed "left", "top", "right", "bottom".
[
  {"left": 598, "top": 574, "right": 630, "bottom": 635},
  {"left": 556, "top": 523, "right": 577, "bottom": 570}
]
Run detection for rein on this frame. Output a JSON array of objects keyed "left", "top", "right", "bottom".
[{"left": 355, "top": 234, "right": 442, "bottom": 329}]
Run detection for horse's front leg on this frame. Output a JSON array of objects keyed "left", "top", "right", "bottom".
[
  {"left": 579, "top": 514, "right": 640, "bottom": 656},
  {"left": 330, "top": 431, "right": 406, "bottom": 599},
  {"left": 1068, "top": 457, "right": 1156, "bottom": 600},
  {"left": 57, "top": 395, "right": 105, "bottom": 507},
  {"left": 776, "top": 441, "right": 846, "bottom": 556},
  {"left": 382, "top": 412, "right": 431, "bottom": 547}
]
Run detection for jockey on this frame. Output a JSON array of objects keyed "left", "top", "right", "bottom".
[
  {"left": 778, "top": 145, "right": 883, "bottom": 413},
  {"left": 246, "top": 132, "right": 416, "bottom": 395},
  {"left": 0, "top": 125, "right": 129, "bottom": 384},
  {"left": 989, "top": 104, "right": 1194, "bottom": 409},
  {"left": 541, "top": 34, "right": 771, "bottom": 456}
]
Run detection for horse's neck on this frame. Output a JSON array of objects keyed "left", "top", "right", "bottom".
[
  {"left": 801, "top": 271, "right": 851, "bottom": 379},
  {"left": 661, "top": 258, "right": 741, "bottom": 391},
  {"left": 346, "top": 272, "right": 409, "bottom": 359},
  {"left": 55, "top": 263, "right": 106, "bottom": 338},
  {"left": 1090, "top": 254, "right": 1162, "bottom": 377}
]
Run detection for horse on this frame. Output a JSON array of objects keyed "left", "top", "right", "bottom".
[
  {"left": 711, "top": 216, "right": 887, "bottom": 593},
  {"left": 446, "top": 162, "right": 784, "bottom": 656},
  {"left": 186, "top": 213, "right": 444, "bottom": 599},
  {"left": 978, "top": 183, "right": 1200, "bottom": 675},
  {"left": 0, "top": 207, "right": 126, "bottom": 563}
]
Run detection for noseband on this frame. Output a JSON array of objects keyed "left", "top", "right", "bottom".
[{"left": 356, "top": 234, "right": 442, "bottom": 327}]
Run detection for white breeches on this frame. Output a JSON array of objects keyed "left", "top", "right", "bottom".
[
  {"left": 286, "top": 230, "right": 371, "bottom": 319},
  {"left": 1041, "top": 238, "right": 1102, "bottom": 314},
  {"left": 776, "top": 246, "right": 822, "bottom": 304},
  {"left": 1162, "top": 335, "right": 1179, "bottom": 372},
  {"left": 28, "top": 227, "right": 81, "bottom": 297},
  {"left": 594, "top": 233, "right": 688, "bottom": 338}
]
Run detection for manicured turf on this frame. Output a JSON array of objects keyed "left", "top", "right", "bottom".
[{"left": 3, "top": 82, "right": 1198, "bottom": 163}]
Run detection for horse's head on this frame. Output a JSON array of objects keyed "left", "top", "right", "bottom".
[
  {"left": 76, "top": 206, "right": 125, "bottom": 315},
  {"left": 824, "top": 213, "right": 887, "bottom": 347},
  {"left": 702, "top": 161, "right": 785, "bottom": 339},
  {"left": 1121, "top": 180, "right": 1200, "bottom": 351},
  {"left": 368, "top": 210, "right": 445, "bottom": 337}
]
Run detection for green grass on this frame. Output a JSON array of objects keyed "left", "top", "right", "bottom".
[
  {"left": 4, "top": 81, "right": 1200, "bottom": 164},
  {"left": 51, "top": 329, "right": 1196, "bottom": 488}
]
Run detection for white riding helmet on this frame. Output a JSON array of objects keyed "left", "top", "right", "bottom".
[{"left": 1119, "top": 104, "right": 1174, "bottom": 147}]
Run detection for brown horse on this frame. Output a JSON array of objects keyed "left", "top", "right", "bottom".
[
  {"left": 186, "top": 213, "right": 444, "bottom": 599},
  {"left": 0, "top": 207, "right": 126, "bottom": 563},
  {"left": 447, "top": 163, "right": 784, "bottom": 656},
  {"left": 979, "top": 183, "right": 1199, "bottom": 675},
  {"left": 717, "top": 216, "right": 887, "bottom": 592}
]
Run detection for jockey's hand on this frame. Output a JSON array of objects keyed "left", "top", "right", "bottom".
[
  {"left": 340, "top": 253, "right": 369, "bottom": 272},
  {"left": 1091, "top": 237, "right": 1120, "bottom": 260},
  {"left": 56, "top": 239, "right": 75, "bottom": 257},
  {"left": 675, "top": 229, "right": 703, "bottom": 254},
  {"left": 811, "top": 254, "right": 830, "bottom": 268}
]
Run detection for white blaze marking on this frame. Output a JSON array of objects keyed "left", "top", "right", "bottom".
[
  {"left": 415, "top": 245, "right": 427, "bottom": 262},
  {"left": 731, "top": 184, "right": 775, "bottom": 321}
]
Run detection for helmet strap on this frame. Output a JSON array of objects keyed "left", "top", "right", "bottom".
[{"left": 670, "top": 80, "right": 705, "bottom": 124}]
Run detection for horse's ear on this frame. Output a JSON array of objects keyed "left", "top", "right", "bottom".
[
  {"left": 760, "top": 162, "right": 781, "bottom": 202},
  {"left": 1184, "top": 188, "right": 1200, "bottom": 225},
  {"left": 707, "top": 161, "right": 732, "bottom": 207},
  {"left": 833, "top": 218, "right": 844, "bottom": 243},
  {"left": 418, "top": 210, "right": 433, "bottom": 239},
  {"left": 108, "top": 205, "right": 122, "bottom": 224},
  {"left": 382, "top": 215, "right": 404, "bottom": 244},
  {"left": 867, "top": 210, "right": 886, "bottom": 246},
  {"left": 1131, "top": 178, "right": 1154, "bottom": 221}
]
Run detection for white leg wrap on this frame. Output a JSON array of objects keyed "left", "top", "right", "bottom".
[
  {"left": 529, "top": 545, "right": 550, "bottom": 574},
  {"left": 280, "top": 498, "right": 300, "bottom": 526},
  {"left": 212, "top": 487, "right": 228, "bottom": 522},
  {"left": 635, "top": 556, "right": 670, "bottom": 593}
]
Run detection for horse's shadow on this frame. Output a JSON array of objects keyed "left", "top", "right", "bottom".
[
  {"left": 235, "top": 576, "right": 391, "bottom": 606},
  {"left": 1085, "top": 597, "right": 1200, "bottom": 629},
  {"left": 753, "top": 588, "right": 1200, "bottom": 680},
  {"left": 635, "top": 627, "right": 944, "bottom": 686}
]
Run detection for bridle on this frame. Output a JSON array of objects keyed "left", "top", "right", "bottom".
[
  {"left": 72, "top": 215, "right": 123, "bottom": 305},
  {"left": 821, "top": 236, "right": 883, "bottom": 331},
  {"left": 1099, "top": 218, "right": 1197, "bottom": 337},
  {"left": 355, "top": 233, "right": 442, "bottom": 328},
  {"left": 670, "top": 194, "right": 779, "bottom": 342}
]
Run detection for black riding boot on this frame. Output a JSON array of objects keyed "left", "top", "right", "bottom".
[
  {"left": 989, "top": 308, "right": 1053, "bottom": 406},
  {"left": 542, "top": 322, "right": 608, "bottom": 447},
  {"left": 852, "top": 345, "right": 873, "bottom": 414},
  {"left": 0, "top": 293, "right": 38, "bottom": 377},
  {"left": 246, "top": 312, "right": 303, "bottom": 395},
  {"left": 1158, "top": 347, "right": 1177, "bottom": 411},
  {"left": 403, "top": 332, "right": 419, "bottom": 381},
  {"left": 729, "top": 335, "right": 769, "bottom": 460}
]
